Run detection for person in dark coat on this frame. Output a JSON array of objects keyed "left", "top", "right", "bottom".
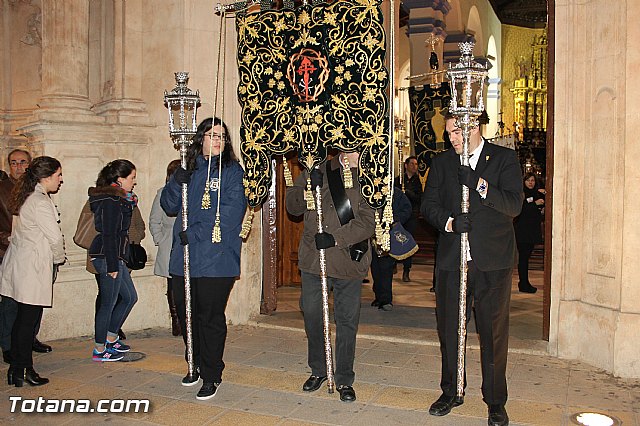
[
  {"left": 161, "top": 117, "right": 246, "bottom": 401},
  {"left": 286, "top": 151, "right": 375, "bottom": 403},
  {"left": 88, "top": 159, "right": 139, "bottom": 362},
  {"left": 393, "top": 156, "right": 422, "bottom": 282},
  {"left": 422, "top": 114, "right": 523, "bottom": 426},
  {"left": 370, "top": 187, "right": 412, "bottom": 310},
  {"left": 514, "top": 173, "right": 545, "bottom": 293}
]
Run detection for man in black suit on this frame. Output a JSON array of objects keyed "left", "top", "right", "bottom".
[{"left": 421, "top": 114, "right": 523, "bottom": 426}]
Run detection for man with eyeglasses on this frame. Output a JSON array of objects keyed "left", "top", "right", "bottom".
[{"left": 0, "top": 149, "right": 54, "bottom": 364}]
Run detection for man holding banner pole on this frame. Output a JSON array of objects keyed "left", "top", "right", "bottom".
[{"left": 422, "top": 113, "right": 522, "bottom": 426}]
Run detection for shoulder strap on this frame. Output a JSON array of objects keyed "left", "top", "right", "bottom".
[{"left": 326, "top": 162, "right": 354, "bottom": 226}]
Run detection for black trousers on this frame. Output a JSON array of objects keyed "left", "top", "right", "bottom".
[
  {"left": 10, "top": 302, "right": 43, "bottom": 369},
  {"left": 435, "top": 261, "right": 512, "bottom": 405},
  {"left": 371, "top": 254, "right": 395, "bottom": 305},
  {"left": 300, "top": 271, "right": 362, "bottom": 386},
  {"left": 517, "top": 241, "right": 534, "bottom": 285},
  {"left": 171, "top": 276, "right": 234, "bottom": 383}
]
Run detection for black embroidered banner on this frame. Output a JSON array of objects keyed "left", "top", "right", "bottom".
[
  {"left": 408, "top": 83, "right": 451, "bottom": 179},
  {"left": 237, "top": 0, "right": 389, "bottom": 208}
]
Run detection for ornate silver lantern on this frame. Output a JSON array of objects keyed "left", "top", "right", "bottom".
[
  {"left": 445, "top": 41, "right": 488, "bottom": 398},
  {"left": 164, "top": 72, "right": 200, "bottom": 382}
]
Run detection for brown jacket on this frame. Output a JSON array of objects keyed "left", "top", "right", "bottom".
[
  {"left": 84, "top": 202, "right": 146, "bottom": 274},
  {"left": 0, "top": 173, "right": 15, "bottom": 260},
  {"left": 285, "top": 156, "right": 375, "bottom": 280}
]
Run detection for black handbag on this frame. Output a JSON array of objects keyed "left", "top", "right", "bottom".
[{"left": 126, "top": 243, "right": 147, "bottom": 270}]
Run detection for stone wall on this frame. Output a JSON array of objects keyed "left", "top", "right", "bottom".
[{"left": 552, "top": 0, "right": 640, "bottom": 378}]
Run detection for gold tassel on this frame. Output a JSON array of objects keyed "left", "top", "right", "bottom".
[
  {"left": 201, "top": 181, "right": 211, "bottom": 210},
  {"left": 305, "top": 177, "right": 315, "bottom": 210},
  {"left": 212, "top": 214, "right": 222, "bottom": 243},
  {"left": 239, "top": 208, "right": 254, "bottom": 239},
  {"left": 283, "top": 160, "right": 294, "bottom": 187},
  {"left": 375, "top": 214, "right": 384, "bottom": 246},
  {"left": 342, "top": 155, "right": 353, "bottom": 189}
]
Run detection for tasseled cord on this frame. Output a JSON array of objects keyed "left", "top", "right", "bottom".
[{"left": 239, "top": 208, "right": 254, "bottom": 239}]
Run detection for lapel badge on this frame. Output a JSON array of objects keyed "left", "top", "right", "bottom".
[{"left": 486, "top": 155, "right": 490, "bottom": 162}]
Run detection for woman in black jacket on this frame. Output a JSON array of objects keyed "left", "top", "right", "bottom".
[
  {"left": 88, "top": 160, "right": 139, "bottom": 361},
  {"left": 514, "top": 173, "right": 545, "bottom": 293}
]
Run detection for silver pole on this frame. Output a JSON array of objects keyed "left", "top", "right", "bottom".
[
  {"left": 179, "top": 141, "right": 196, "bottom": 380},
  {"left": 456, "top": 116, "right": 471, "bottom": 398},
  {"left": 315, "top": 184, "right": 335, "bottom": 394}
]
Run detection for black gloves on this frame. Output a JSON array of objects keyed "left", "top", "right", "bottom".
[
  {"left": 452, "top": 213, "right": 472, "bottom": 234},
  {"left": 178, "top": 230, "right": 189, "bottom": 246},
  {"left": 310, "top": 168, "right": 323, "bottom": 189},
  {"left": 458, "top": 165, "right": 480, "bottom": 189},
  {"left": 315, "top": 232, "right": 335, "bottom": 249},
  {"left": 174, "top": 167, "right": 192, "bottom": 185}
]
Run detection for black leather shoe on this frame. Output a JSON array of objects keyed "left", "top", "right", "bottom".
[
  {"left": 8, "top": 367, "right": 49, "bottom": 387},
  {"left": 488, "top": 404, "right": 509, "bottom": 426},
  {"left": 118, "top": 329, "right": 127, "bottom": 340},
  {"left": 32, "top": 339, "right": 52, "bottom": 353},
  {"left": 302, "top": 375, "right": 327, "bottom": 392},
  {"left": 337, "top": 385, "right": 356, "bottom": 402},
  {"left": 402, "top": 270, "right": 411, "bottom": 282},
  {"left": 428, "top": 393, "right": 464, "bottom": 416}
]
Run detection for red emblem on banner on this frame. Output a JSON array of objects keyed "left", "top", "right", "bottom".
[{"left": 287, "top": 48, "right": 329, "bottom": 103}]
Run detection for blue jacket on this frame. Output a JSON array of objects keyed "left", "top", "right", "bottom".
[
  {"left": 161, "top": 155, "right": 246, "bottom": 278},
  {"left": 88, "top": 186, "right": 133, "bottom": 273}
]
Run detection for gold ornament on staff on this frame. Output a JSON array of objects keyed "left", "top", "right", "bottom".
[
  {"left": 446, "top": 41, "right": 488, "bottom": 398},
  {"left": 164, "top": 72, "right": 201, "bottom": 382},
  {"left": 342, "top": 154, "right": 353, "bottom": 189}
]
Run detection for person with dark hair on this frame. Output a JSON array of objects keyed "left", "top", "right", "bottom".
[
  {"left": 514, "top": 173, "right": 545, "bottom": 293},
  {"left": 286, "top": 151, "right": 375, "bottom": 403},
  {"left": 149, "top": 159, "right": 182, "bottom": 336},
  {"left": 88, "top": 159, "right": 139, "bottom": 362},
  {"left": 0, "top": 149, "right": 53, "bottom": 365},
  {"left": 0, "top": 156, "right": 65, "bottom": 386},
  {"left": 161, "top": 117, "right": 246, "bottom": 400},
  {"left": 422, "top": 114, "right": 522, "bottom": 426},
  {"left": 394, "top": 156, "right": 422, "bottom": 282}
]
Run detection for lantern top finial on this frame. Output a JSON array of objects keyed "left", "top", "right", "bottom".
[
  {"left": 175, "top": 71, "right": 189, "bottom": 85},
  {"left": 459, "top": 41, "right": 475, "bottom": 59},
  {"left": 164, "top": 71, "right": 200, "bottom": 103}
]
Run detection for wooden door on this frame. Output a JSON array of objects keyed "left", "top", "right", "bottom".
[{"left": 261, "top": 156, "right": 304, "bottom": 314}]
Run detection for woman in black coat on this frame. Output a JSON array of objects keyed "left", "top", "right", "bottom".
[{"left": 514, "top": 173, "right": 545, "bottom": 293}]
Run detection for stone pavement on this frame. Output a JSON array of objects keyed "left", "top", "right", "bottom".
[{"left": 1, "top": 324, "right": 639, "bottom": 425}]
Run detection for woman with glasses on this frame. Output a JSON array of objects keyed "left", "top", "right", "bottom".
[
  {"left": 161, "top": 117, "right": 246, "bottom": 400},
  {"left": 1, "top": 156, "right": 65, "bottom": 386}
]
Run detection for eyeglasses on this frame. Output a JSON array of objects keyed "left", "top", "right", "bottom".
[
  {"left": 204, "top": 132, "right": 225, "bottom": 140},
  {"left": 9, "top": 160, "right": 28, "bottom": 167}
]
